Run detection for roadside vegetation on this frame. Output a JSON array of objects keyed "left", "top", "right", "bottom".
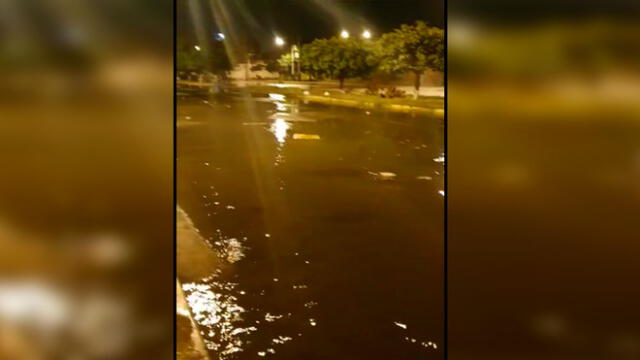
[{"left": 177, "top": 21, "right": 444, "bottom": 99}]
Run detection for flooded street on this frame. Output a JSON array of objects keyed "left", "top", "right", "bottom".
[{"left": 177, "top": 88, "right": 444, "bottom": 360}]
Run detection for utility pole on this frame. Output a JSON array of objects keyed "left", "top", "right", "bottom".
[{"left": 291, "top": 45, "right": 300, "bottom": 80}]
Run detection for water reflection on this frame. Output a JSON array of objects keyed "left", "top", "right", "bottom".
[
  {"left": 268, "top": 93, "right": 286, "bottom": 102},
  {"left": 183, "top": 280, "right": 256, "bottom": 357},
  {"left": 275, "top": 102, "right": 288, "bottom": 112},
  {"left": 270, "top": 118, "right": 290, "bottom": 144}
]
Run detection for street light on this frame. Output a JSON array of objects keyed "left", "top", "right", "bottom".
[
  {"left": 340, "top": 30, "right": 350, "bottom": 39},
  {"left": 362, "top": 30, "right": 372, "bottom": 39},
  {"left": 216, "top": 32, "right": 225, "bottom": 41},
  {"left": 275, "top": 36, "right": 285, "bottom": 47},
  {"left": 194, "top": 45, "right": 201, "bottom": 51}
]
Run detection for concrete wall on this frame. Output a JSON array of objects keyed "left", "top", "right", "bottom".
[{"left": 227, "top": 62, "right": 280, "bottom": 80}]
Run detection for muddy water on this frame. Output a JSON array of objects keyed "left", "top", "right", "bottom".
[{"left": 177, "top": 88, "right": 444, "bottom": 360}]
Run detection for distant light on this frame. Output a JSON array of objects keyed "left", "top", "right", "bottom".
[
  {"left": 340, "top": 30, "right": 350, "bottom": 39},
  {"left": 362, "top": 30, "right": 372, "bottom": 39},
  {"left": 194, "top": 45, "right": 201, "bottom": 51},
  {"left": 275, "top": 36, "right": 285, "bottom": 46},
  {"left": 216, "top": 32, "right": 225, "bottom": 41}
]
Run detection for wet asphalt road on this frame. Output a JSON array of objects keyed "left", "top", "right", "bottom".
[{"left": 177, "top": 88, "right": 444, "bottom": 360}]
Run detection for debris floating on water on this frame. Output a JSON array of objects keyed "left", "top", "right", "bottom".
[
  {"left": 369, "top": 171, "right": 397, "bottom": 181},
  {"left": 394, "top": 322, "right": 408, "bottom": 329},
  {"left": 293, "top": 133, "right": 321, "bottom": 140}
]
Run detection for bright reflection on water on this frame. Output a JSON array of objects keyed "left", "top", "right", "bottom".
[
  {"left": 183, "top": 279, "right": 256, "bottom": 358},
  {"left": 270, "top": 118, "right": 290, "bottom": 144},
  {"left": 275, "top": 102, "right": 288, "bottom": 112},
  {"left": 268, "top": 93, "right": 286, "bottom": 102}
]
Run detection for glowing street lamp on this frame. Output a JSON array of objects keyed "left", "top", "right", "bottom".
[
  {"left": 340, "top": 30, "right": 350, "bottom": 39},
  {"left": 216, "top": 32, "right": 225, "bottom": 41},
  {"left": 362, "top": 30, "right": 372, "bottom": 39},
  {"left": 275, "top": 36, "right": 285, "bottom": 47},
  {"left": 194, "top": 45, "right": 201, "bottom": 51}
]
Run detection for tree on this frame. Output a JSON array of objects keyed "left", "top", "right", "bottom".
[
  {"left": 300, "top": 37, "right": 375, "bottom": 89},
  {"left": 276, "top": 53, "right": 293, "bottom": 78},
  {"left": 208, "top": 42, "right": 232, "bottom": 78},
  {"left": 177, "top": 47, "right": 207, "bottom": 73},
  {"left": 377, "top": 21, "right": 444, "bottom": 96},
  {"left": 176, "top": 42, "right": 231, "bottom": 78}
]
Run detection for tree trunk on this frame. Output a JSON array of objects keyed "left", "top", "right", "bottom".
[
  {"left": 413, "top": 71, "right": 422, "bottom": 99},
  {"left": 339, "top": 77, "right": 345, "bottom": 89}
]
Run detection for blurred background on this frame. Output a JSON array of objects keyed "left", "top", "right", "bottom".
[
  {"left": 448, "top": 0, "right": 640, "bottom": 359},
  {"left": 3, "top": 0, "right": 640, "bottom": 358},
  {"left": 0, "top": 0, "right": 174, "bottom": 359}
]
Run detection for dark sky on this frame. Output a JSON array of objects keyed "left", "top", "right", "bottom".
[{"left": 178, "top": 0, "right": 443, "bottom": 54}]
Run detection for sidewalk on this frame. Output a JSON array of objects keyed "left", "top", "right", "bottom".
[
  {"left": 177, "top": 280, "right": 208, "bottom": 360},
  {"left": 177, "top": 207, "right": 217, "bottom": 360},
  {"left": 177, "top": 79, "right": 445, "bottom": 98}
]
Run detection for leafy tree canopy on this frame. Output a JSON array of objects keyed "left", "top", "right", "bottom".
[
  {"left": 177, "top": 42, "right": 231, "bottom": 75},
  {"left": 300, "top": 37, "right": 375, "bottom": 87},
  {"left": 377, "top": 21, "right": 444, "bottom": 75}
]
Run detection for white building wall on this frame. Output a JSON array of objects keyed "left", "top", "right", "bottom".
[{"left": 228, "top": 62, "right": 280, "bottom": 80}]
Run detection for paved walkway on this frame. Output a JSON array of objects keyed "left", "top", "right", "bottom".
[
  {"left": 177, "top": 79, "right": 445, "bottom": 98},
  {"left": 177, "top": 207, "right": 215, "bottom": 360}
]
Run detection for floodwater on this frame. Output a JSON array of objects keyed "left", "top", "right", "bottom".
[{"left": 177, "top": 88, "right": 444, "bottom": 360}]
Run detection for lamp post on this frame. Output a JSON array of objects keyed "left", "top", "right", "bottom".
[
  {"left": 291, "top": 45, "right": 300, "bottom": 79},
  {"left": 275, "top": 36, "right": 301, "bottom": 80}
]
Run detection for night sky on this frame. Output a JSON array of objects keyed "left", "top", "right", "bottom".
[{"left": 178, "top": 0, "right": 443, "bottom": 55}]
